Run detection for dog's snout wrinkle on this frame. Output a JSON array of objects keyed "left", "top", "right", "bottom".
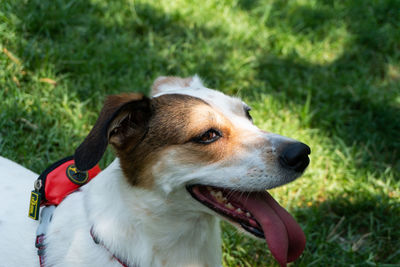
[{"left": 278, "top": 142, "right": 310, "bottom": 172}]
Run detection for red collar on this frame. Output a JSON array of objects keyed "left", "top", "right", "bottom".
[{"left": 32, "top": 157, "right": 134, "bottom": 267}]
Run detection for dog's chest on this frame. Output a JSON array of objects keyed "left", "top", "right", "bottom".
[{"left": 42, "top": 170, "right": 223, "bottom": 267}]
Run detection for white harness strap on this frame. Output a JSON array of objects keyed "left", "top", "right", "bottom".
[{"left": 35, "top": 205, "right": 56, "bottom": 267}]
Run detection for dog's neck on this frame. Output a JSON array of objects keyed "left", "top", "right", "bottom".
[{"left": 84, "top": 159, "right": 222, "bottom": 267}]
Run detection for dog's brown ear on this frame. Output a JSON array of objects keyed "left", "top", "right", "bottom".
[{"left": 74, "top": 93, "right": 152, "bottom": 171}]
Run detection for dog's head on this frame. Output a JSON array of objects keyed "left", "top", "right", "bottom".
[{"left": 75, "top": 76, "right": 310, "bottom": 267}]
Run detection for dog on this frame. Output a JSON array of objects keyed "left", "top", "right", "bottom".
[{"left": 0, "top": 76, "right": 310, "bottom": 267}]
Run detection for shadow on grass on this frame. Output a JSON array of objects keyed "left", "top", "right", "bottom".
[
  {"left": 239, "top": 0, "right": 400, "bottom": 178},
  {"left": 293, "top": 191, "right": 400, "bottom": 265},
  {"left": 13, "top": 0, "right": 231, "bottom": 100}
]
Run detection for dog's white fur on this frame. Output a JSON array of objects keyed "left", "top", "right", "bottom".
[{"left": 0, "top": 76, "right": 301, "bottom": 267}]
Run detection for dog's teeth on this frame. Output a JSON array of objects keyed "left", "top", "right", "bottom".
[
  {"left": 214, "top": 191, "right": 225, "bottom": 203},
  {"left": 214, "top": 191, "right": 224, "bottom": 203},
  {"left": 222, "top": 197, "right": 227, "bottom": 203},
  {"left": 246, "top": 212, "right": 251, "bottom": 217},
  {"left": 236, "top": 208, "right": 243, "bottom": 214},
  {"left": 225, "top": 203, "right": 234, "bottom": 210}
]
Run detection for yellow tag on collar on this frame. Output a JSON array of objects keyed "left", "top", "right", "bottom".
[{"left": 28, "top": 190, "right": 41, "bottom": 220}]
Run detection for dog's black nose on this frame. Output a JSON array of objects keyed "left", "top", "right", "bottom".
[{"left": 279, "top": 142, "right": 311, "bottom": 172}]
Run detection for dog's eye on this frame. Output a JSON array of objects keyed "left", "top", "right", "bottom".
[
  {"left": 244, "top": 105, "right": 253, "bottom": 122},
  {"left": 193, "top": 129, "right": 222, "bottom": 144}
]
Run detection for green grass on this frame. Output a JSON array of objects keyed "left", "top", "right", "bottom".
[{"left": 1, "top": 0, "right": 399, "bottom": 266}]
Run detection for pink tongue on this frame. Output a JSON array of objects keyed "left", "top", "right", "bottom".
[{"left": 235, "top": 192, "right": 306, "bottom": 267}]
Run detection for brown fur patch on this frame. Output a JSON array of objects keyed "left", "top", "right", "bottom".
[
  {"left": 115, "top": 93, "right": 264, "bottom": 188},
  {"left": 151, "top": 76, "right": 193, "bottom": 96},
  {"left": 116, "top": 94, "right": 208, "bottom": 187}
]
